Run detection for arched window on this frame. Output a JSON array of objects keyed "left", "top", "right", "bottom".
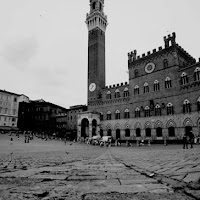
[
  {"left": 183, "top": 99, "right": 191, "bottom": 114},
  {"left": 156, "top": 127, "right": 162, "bottom": 137},
  {"left": 197, "top": 97, "right": 200, "bottom": 111},
  {"left": 134, "top": 69, "right": 139, "bottom": 78},
  {"left": 194, "top": 67, "right": 200, "bottom": 81},
  {"left": 100, "top": 112, "right": 103, "bottom": 121},
  {"left": 163, "top": 59, "right": 168, "bottom": 68},
  {"left": 165, "top": 77, "right": 172, "bottom": 89},
  {"left": 125, "top": 129, "right": 130, "bottom": 137},
  {"left": 145, "top": 128, "right": 151, "bottom": 137},
  {"left": 115, "top": 89, "right": 120, "bottom": 98},
  {"left": 106, "top": 91, "right": 111, "bottom": 99},
  {"left": 134, "top": 85, "right": 139, "bottom": 95},
  {"left": 124, "top": 109, "right": 130, "bottom": 119},
  {"left": 144, "top": 106, "right": 150, "bottom": 117},
  {"left": 92, "top": 2, "right": 96, "bottom": 9},
  {"left": 124, "top": 88, "right": 129, "bottom": 97},
  {"left": 167, "top": 102, "right": 174, "bottom": 115},
  {"left": 154, "top": 80, "right": 160, "bottom": 91},
  {"left": 135, "top": 107, "right": 140, "bottom": 118},
  {"left": 136, "top": 128, "right": 141, "bottom": 137},
  {"left": 143, "top": 82, "right": 149, "bottom": 93},
  {"left": 180, "top": 72, "right": 188, "bottom": 85},
  {"left": 155, "top": 104, "right": 161, "bottom": 116},
  {"left": 168, "top": 127, "right": 175, "bottom": 137},
  {"left": 115, "top": 110, "right": 120, "bottom": 119},
  {"left": 107, "top": 129, "right": 112, "bottom": 136},
  {"left": 107, "top": 111, "right": 112, "bottom": 120}
]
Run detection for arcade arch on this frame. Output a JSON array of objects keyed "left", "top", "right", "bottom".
[{"left": 81, "top": 118, "right": 89, "bottom": 138}]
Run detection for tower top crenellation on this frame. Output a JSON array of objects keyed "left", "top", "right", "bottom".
[{"left": 86, "top": 0, "right": 108, "bottom": 32}]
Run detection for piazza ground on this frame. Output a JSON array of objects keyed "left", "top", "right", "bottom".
[{"left": 0, "top": 134, "right": 200, "bottom": 200}]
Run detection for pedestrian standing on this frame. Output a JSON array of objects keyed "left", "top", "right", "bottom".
[
  {"left": 183, "top": 133, "right": 188, "bottom": 149},
  {"left": 189, "top": 131, "right": 194, "bottom": 148},
  {"left": 108, "top": 138, "right": 111, "bottom": 148}
]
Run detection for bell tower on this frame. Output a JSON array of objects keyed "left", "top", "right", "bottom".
[{"left": 86, "top": 0, "right": 108, "bottom": 104}]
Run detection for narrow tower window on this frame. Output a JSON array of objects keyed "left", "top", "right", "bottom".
[
  {"left": 92, "top": 2, "right": 96, "bottom": 10},
  {"left": 143, "top": 83, "right": 149, "bottom": 93},
  {"left": 107, "top": 111, "right": 112, "bottom": 120},
  {"left": 115, "top": 110, "right": 120, "bottom": 119},
  {"left": 180, "top": 72, "right": 188, "bottom": 85},
  {"left": 115, "top": 89, "right": 120, "bottom": 98},
  {"left": 155, "top": 104, "right": 161, "bottom": 116},
  {"left": 163, "top": 59, "right": 168, "bottom": 68},
  {"left": 154, "top": 80, "right": 160, "bottom": 91},
  {"left": 135, "top": 107, "right": 140, "bottom": 118},
  {"left": 124, "top": 88, "right": 129, "bottom": 97},
  {"left": 124, "top": 109, "right": 130, "bottom": 119},
  {"left": 144, "top": 106, "right": 150, "bottom": 117},
  {"left": 99, "top": 2, "right": 102, "bottom": 11},
  {"left": 194, "top": 67, "right": 200, "bottom": 81},
  {"left": 165, "top": 77, "right": 172, "bottom": 89},
  {"left": 167, "top": 103, "right": 174, "bottom": 115},
  {"left": 134, "top": 85, "right": 139, "bottom": 95},
  {"left": 183, "top": 99, "right": 191, "bottom": 114}
]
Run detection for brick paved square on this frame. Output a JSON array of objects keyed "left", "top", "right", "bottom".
[{"left": 0, "top": 134, "right": 200, "bottom": 199}]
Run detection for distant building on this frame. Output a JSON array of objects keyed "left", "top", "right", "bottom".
[
  {"left": 77, "top": 0, "right": 200, "bottom": 142},
  {"left": 18, "top": 99, "right": 68, "bottom": 134},
  {"left": 0, "top": 89, "right": 29, "bottom": 131},
  {"left": 53, "top": 105, "right": 87, "bottom": 140}
]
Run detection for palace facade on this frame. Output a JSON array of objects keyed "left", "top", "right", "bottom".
[{"left": 77, "top": 0, "right": 200, "bottom": 142}]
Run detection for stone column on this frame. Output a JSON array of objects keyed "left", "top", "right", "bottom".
[
  {"left": 112, "top": 130, "right": 116, "bottom": 139},
  {"left": 89, "top": 122, "right": 92, "bottom": 138},
  {"left": 96, "top": 124, "right": 100, "bottom": 136},
  {"left": 151, "top": 128, "right": 156, "bottom": 142},
  {"left": 141, "top": 129, "right": 145, "bottom": 138},
  {"left": 77, "top": 125, "right": 81, "bottom": 138},
  {"left": 130, "top": 129, "right": 135, "bottom": 138},
  {"left": 177, "top": 127, "right": 184, "bottom": 139},
  {"left": 121, "top": 129, "right": 125, "bottom": 139},
  {"left": 162, "top": 128, "right": 168, "bottom": 145}
]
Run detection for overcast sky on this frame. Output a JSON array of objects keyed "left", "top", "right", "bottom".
[{"left": 0, "top": 0, "right": 199, "bottom": 108}]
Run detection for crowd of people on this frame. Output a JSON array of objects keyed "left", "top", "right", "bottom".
[{"left": 1, "top": 129, "right": 199, "bottom": 148}]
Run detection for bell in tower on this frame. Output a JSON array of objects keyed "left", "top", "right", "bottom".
[{"left": 90, "top": 0, "right": 104, "bottom": 13}]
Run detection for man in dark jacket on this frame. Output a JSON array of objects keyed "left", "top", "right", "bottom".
[
  {"left": 183, "top": 133, "right": 188, "bottom": 149},
  {"left": 189, "top": 131, "right": 194, "bottom": 148}
]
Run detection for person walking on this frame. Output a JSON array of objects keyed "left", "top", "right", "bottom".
[
  {"left": 189, "top": 131, "right": 194, "bottom": 148},
  {"left": 183, "top": 133, "right": 188, "bottom": 149},
  {"left": 10, "top": 137, "right": 13, "bottom": 145}
]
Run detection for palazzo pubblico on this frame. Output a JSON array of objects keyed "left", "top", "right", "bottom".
[{"left": 77, "top": 0, "right": 200, "bottom": 142}]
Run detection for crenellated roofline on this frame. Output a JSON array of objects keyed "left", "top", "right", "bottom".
[{"left": 128, "top": 32, "right": 197, "bottom": 68}]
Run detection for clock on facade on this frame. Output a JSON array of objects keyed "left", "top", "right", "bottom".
[
  {"left": 145, "top": 62, "right": 155, "bottom": 73},
  {"left": 89, "top": 83, "right": 96, "bottom": 92}
]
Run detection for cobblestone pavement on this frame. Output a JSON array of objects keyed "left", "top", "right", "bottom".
[{"left": 0, "top": 134, "right": 200, "bottom": 200}]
